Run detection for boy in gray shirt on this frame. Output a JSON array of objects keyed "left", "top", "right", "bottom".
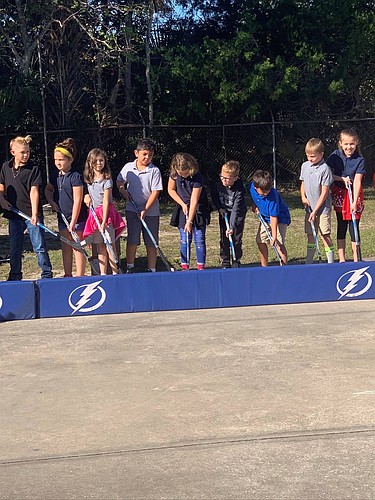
[
  {"left": 300, "top": 138, "right": 334, "bottom": 264},
  {"left": 117, "top": 138, "right": 163, "bottom": 273}
]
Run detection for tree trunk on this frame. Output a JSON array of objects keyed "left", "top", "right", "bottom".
[{"left": 145, "top": 3, "right": 154, "bottom": 130}]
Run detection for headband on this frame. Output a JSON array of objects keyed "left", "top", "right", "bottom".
[{"left": 55, "top": 147, "right": 73, "bottom": 159}]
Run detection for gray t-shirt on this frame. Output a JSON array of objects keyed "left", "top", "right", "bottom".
[
  {"left": 117, "top": 160, "right": 162, "bottom": 216},
  {"left": 88, "top": 177, "right": 113, "bottom": 209},
  {"left": 299, "top": 159, "right": 333, "bottom": 214}
]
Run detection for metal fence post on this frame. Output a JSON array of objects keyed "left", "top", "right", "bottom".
[{"left": 271, "top": 113, "right": 277, "bottom": 188}]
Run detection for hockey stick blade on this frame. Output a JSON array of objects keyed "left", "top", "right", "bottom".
[
  {"left": 11, "top": 207, "right": 89, "bottom": 251},
  {"left": 257, "top": 213, "right": 284, "bottom": 265},
  {"left": 89, "top": 206, "right": 123, "bottom": 273},
  {"left": 60, "top": 212, "right": 99, "bottom": 275},
  {"left": 224, "top": 213, "right": 237, "bottom": 266},
  {"left": 127, "top": 194, "right": 175, "bottom": 272}
]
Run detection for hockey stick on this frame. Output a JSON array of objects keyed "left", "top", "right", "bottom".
[
  {"left": 89, "top": 205, "right": 123, "bottom": 273},
  {"left": 257, "top": 212, "right": 284, "bottom": 265},
  {"left": 185, "top": 212, "right": 190, "bottom": 269},
  {"left": 223, "top": 212, "right": 239, "bottom": 268},
  {"left": 307, "top": 207, "right": 322, "bottom": 262},
  {"left": 127, "top": 194, "right": 175, "bottom": 272},
  {"left": 347, "top": 183, "right": 362, "bottom": 261},
  {"left": 11, "top": 207, "right": 92, "bottom": 250},
  {"left": 60, "top": 212, "right": 99, "bottom": 275}
]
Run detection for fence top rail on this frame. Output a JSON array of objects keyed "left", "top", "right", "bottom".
[{"left": 2, "top": 117, "right": 375, "bottom": 137}]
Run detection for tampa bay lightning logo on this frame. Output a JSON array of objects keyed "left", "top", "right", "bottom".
[
  {"left": 69, "top": 280, "right": 106, "bottom": 315},
  {"left": 336, "top": 267, "right": 372, "bottom": 300}
]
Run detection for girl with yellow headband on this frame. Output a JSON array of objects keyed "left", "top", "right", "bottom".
[{"left": 45, "top": 138, "right": 87, "bottom": 277}]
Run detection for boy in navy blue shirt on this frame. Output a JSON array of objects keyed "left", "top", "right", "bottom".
[{"left": 249, "top": 170, "right": 290, "bottom": 266}]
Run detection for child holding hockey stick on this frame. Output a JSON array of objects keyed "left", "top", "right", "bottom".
[
  {"left": 45, "top": 137, "right": 88, "bottom": 277},
  {"left": 249, "top": 170, "right": 290, "bottom": 266},
  {"left": 168, "top": 152, "right": 210, "bottom": 270},
  {"left": 211, "top": 160, "right": 247, "bottom": 268},
  {"left": 327, "top": 128, "right": 365, "bottom": 262},
  {"left": 300, "top": 138, "right": 334, "bottom": 264},
  {"left": 0, "top": 135, "right": 53, "bottom": 280},
  {"left": 116, "top": 138, "right": 163, "bottom": 273},
  {"left": 83, "top": 148, "right": 125, "bottom": 275}
]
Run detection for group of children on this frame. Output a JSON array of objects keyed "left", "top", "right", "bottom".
[{"left": 0, "top": 128, "right": 365, "bottom": 280}]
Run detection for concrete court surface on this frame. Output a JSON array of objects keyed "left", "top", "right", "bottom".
[{"left": 0, "top": 299, "right": 374, "bottom": 500}]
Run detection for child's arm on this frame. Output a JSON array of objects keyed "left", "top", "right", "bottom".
[
  {"left": 186, "top": 186, "right": 202, "bottom": 231},
  {"left": 352, "top": 172, "right": 364, "bottom": 212},
  {"left": 117, "top": 180, "right": 129, "bottom": 201},
  {"left": 300, "top": 181, "right": 309, "bottom": 207},
  {"left": 210, "top": 183, "right": 223, "bottom": 213},
  {"left": 269, "top": 215, "right": 278, "bottom": 247},
  {"left": 168, "top": 178, "right": 188, "bottom": 213},
  {"left": 251, "top": 201, "right": 258, "bottom": 214},
  {"left": 142, "top": 190, "right": 161, "bottom": 219},
  {"left": 70, "top": 186, "right": 84, "bottom": 232},
  {"left": 229, "top": 188, "right": 245, "bottom": 227},
  {"left": 116, "top": 170, "right": 129, "bottom": 201},
  {"left": 101, "top": 187, "right": 111, "bottom": 232},
  {"left": 0, "top": 183, "right": 11, "bottom": 210},
  {"left": 29, "top": 185, "right": 40, "bottom": 225},
  {"left": 249, "top": 186, "right": 258, "bottom": 213},
  {"left": 332, "top": 172, "right": 351, "bottom": 187},
  {"left": 84, "top": 193, "right": 91, "bottom": 207},
  {"left": 309, "top": 185, "right": 330, "bottom": 221},
  {"left": 44, "top": 182, "right": 60, "bottom": 213}
]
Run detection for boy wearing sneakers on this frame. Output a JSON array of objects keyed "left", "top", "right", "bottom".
[
  {"left": 211, "top": 160, "right": 247, "bottom": 268},
  {"left": 300, "top": 138, "right": 334, "bottom": 264},
  {"left": 249, "top": 170, "right": 290, "bottom": 266},
  {"left": 0, "top": 135, "right": 53, "bottom": 280},
  {"left": 117, "top": 138, "right": 163, "bottom": 273}
]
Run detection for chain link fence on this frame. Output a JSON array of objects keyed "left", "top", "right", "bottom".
[{"left": 1, "top": 119, "right": 375, "bottom": 197}]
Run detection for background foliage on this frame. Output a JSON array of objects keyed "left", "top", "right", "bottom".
[{"left": 1, "top": 0, "right": 374, "bottom": 131}]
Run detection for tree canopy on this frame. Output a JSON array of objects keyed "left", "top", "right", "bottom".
[{"left": 0, "top": 0, "right": 374, "bottom": 131}]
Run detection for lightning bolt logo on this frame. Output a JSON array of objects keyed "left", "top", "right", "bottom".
[
  {"left": 68, "top": 281, "right": 106, "bottom": 315},
  {"left": 336, "top": 267, "right": 372, "bottom": 300}
]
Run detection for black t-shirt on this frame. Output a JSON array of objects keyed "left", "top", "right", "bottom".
[{"left": 0, "top": 159, "right": 42, "bottom": 219}]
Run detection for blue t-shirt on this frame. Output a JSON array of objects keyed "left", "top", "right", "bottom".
[
  {"left": 326, "top": 149, "right": 365, "bottom": 189},
  {"left": 50, "top": 169, "right": 87, "bottom": 223},
  {"left": 249, "top": 182, "right": 291, "bottom": 225}
]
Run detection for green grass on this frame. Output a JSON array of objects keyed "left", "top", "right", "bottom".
[{"left": 1, "top": 189, "right": 375, "bottom": 280}]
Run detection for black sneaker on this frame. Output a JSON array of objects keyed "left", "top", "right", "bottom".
[
  {"left": 126, "top": 267, "right": 135, "bottom": 274},
  {"left": 221, "top": 262, "right": 230, "bottom": 269}
]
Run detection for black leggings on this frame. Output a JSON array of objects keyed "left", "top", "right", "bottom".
[{"left": 336, "top": 211, "right": 360, "bottom": 242}]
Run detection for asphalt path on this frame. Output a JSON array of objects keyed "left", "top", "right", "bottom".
[{"left": 1, "top": 300, "right": 374, "bottom": 499}]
